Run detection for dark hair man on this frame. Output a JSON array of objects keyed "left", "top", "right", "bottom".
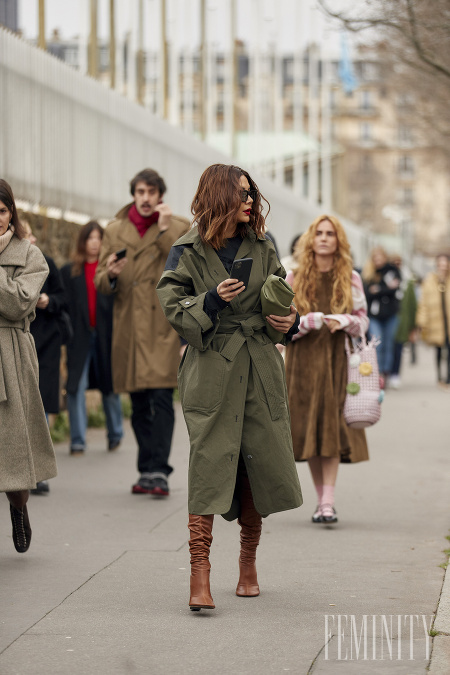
[{"left": 95, "top": 168, "right": 190, "bottom": 496}]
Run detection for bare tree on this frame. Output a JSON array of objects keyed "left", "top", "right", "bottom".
[{"left": 318, "top": 0, "right": 450, "bottom": 151}]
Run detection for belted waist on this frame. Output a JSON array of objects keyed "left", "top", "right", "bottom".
[
  {"left": 216, "top": 311, "right": 284, "bottom": 421},
  {"left": 0, "top": 316, "right": 30, "bottom": 332},
  {"left": 0, "top": 316, "right": 31, "bottom": 403}
]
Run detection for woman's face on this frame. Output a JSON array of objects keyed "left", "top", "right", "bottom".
[
  {"left": 85, "top": 229, "right": 102, "bottom": 260},
  {"left": 372, "top": 249, "right": 387, "bottom": 268},
  {"left": 436, "top": 255, "right": 449, "bottom": 278},
  {"left": 236, "top": 174, "right": 254, "bottom": 224},
  {"left": 23, "top": 223, "right": 37, "bottom": 245},
  {"left": 312, "top": 219, "right": 338, "bottom": 258},
  {"left": 0, "top": 199, "right": 11, "bottom": 237}
]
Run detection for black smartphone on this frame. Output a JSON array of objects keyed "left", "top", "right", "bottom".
[
  {"left": 230, "top": 258, "right": 253, "bottom": 289},
  {"left": 115, "top": 248, "right": 127, "bottom": 260}
]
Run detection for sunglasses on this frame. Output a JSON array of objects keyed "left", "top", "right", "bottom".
[{"left": 241, "top": 189, "right": 258, "bottom": 202}]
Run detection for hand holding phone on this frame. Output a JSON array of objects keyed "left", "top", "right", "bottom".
[
  {"left": 115, "top": 248, "right": 127, "bottom": 260},
  {"left": 229, "top": 258, "right": 253, "bottom": 289}
]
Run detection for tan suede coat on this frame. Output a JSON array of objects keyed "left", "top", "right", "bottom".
[
  {"left": 416, "top": 273, "right": 450, "bottom": 347},
  {"left": 0, "top": 236, "right": 57, "bottom": 492},
  {"left": 95, "top": 204, "right": 190, "bottom": 392}
]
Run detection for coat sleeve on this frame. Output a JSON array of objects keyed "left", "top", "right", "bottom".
[
  {"left": 45, "top": 257, "right": 66, "bottom": 315},
  {"left": 266, "top": 239, "right": 286, "bottom": 279},
  {"left": 415, "top": 277, "right": 430, "bottom": 330},
  {"left": 0, "top": 245, "right": 49, "bottom": 321},
  {"left": 323, "top": 270, "right": 369, "bottom": 337},
  {"left": 94, "top": 226, "right": 116, "bottom": 295},
  {"left": 154, "top": 217, "right": 190, "bottom": 258},
  {"left": 156, "top": 247, "right": 220, "bottom": 351}
]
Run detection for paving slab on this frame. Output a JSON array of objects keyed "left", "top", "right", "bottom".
[{"left": 0, "top": 344, "right": 449, "bottom": 674}]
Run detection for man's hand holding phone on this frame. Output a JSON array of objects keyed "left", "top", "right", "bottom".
[{"left": 107, "top": 248, "right": 128, "bottom": 279}]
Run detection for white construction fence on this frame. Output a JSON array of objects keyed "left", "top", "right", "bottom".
[{"left": 0, "top": 27, "right": 370, "bottom": 262}]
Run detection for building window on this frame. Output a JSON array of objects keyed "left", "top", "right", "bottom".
[
  {"left": 398, "top": 125, "right": 413, "bottom": 146},
  {"left": 397, "top": 93, "right": 415, "bottom": 107},
  {"left": 399, "top": 187, "right": 414, "bottom": 207},
  {"left": 361, "top": 62, "right": 379, "bottom": 82},
  {"left": 398, "top": 155, "right": 415, "bottom": 177},
  {"left": 360, "top": 122, "right": 372, "bottom": 142},
  {"left": 361, "top": 154, "right": 372, "bottom": 171},
  {"left": 360, "top": 90, "right": 372, "bottom": 110}
]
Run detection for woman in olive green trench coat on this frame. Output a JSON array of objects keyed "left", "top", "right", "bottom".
[
  {"left": 0, "top": 180, "right": 57, "bottom": 554},
  {"left": 157, "top": 164, "right": 302, "bottom": 611}
]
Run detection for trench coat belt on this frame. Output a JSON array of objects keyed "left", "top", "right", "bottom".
[
  {"left": 0, "top": 316, "right": 31, "bottom": 403},
  {"left": 0, "top": 316, "right": 31, "bottom": 332},
  {"left": 217, "top": 313, "right": 284, "bottom": 421}
]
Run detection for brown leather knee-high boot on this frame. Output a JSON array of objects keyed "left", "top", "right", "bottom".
[
  {"left": 236, "top": 474, "right": 262, "bottom": 597},
  {"left": 188, "top": 514, "right": 215, "bottom": 611}
]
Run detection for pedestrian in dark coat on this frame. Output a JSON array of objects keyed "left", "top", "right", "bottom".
[
  {"left": 362, "top": 247, "right": 402, "bottom": 380},
  {"left": 0, "top": 179, "right": 57, "bottom": 554},
  {"left": 61, "top": 221, "right": 123, "bottom": 454},
  {"left": 21, "top": 223, "right": 65, "bottom": 414},
  {"left": 22, "top": 221, "right": 65, "bottom": 494},
  {"left": 157, "top": 164, "right": 303, "bottom": 612}
]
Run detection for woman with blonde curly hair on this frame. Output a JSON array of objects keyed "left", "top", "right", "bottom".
[{"left": 285, "top": 215, "right": 369, "bottom": 524}]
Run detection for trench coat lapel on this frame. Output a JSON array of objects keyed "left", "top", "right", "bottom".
[
  {"left": 0, "top": 236, "right": 29, "bottom": 267},
  {"left": 115, "top": 218, "right": 142, "bottom": 255},
  {"left": 133, "top": 222, "right": 160, "bottom": 258}
]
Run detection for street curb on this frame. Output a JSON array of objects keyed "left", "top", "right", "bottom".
[{"left": 429, "top": 554, "right": 450, "bottom": 674}]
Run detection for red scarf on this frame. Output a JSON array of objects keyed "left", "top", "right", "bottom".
[{"left": 128, "top": 203, "right": 160, "bottom": 238}]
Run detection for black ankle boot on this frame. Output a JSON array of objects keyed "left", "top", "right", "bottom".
[{"left": 10, "top": 504, "right": 32, "bottom": 553}]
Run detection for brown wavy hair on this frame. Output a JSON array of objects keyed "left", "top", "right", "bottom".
[
  {"left": 292, "top": 215, "right": 353, "bottom": 314},
  {"left": 191, "top": 164, "right": 268, "bottom": 250},
  {"left": 0, "top": 179, "right": 26, "bottom": 239},
  {"left": 71, "top": 221, "right": 103, "bottom": 276}
]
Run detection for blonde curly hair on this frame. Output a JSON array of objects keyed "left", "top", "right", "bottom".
[{"left": 292, "top": 215, "right": 353, "bottom": 315}]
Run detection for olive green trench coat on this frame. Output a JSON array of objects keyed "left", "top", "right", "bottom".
[
  {"left": 0, "top": 236, "right": 57, "bottom": 492},
  {"left": 156, "top": 226, "right": 303, "bottom": 518}
]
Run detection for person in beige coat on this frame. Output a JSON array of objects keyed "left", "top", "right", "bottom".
[
  {"left": 95, "top": 169, "right": 189, "bottom": 496},
  {"left": 416, "top": 254, "right": 450, "bottom": 385},
  {"left": 0, "top": 179, "right": 57, "bottom": 553}
]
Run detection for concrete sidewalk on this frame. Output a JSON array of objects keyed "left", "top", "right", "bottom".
[{"left": 0, "top": 344, "right": 449, "bottom": 674}]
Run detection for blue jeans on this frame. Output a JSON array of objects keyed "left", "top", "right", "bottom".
[
  {"left": 370, "top": 315, "right": 399, "bottom": 375},
  {"left": 67, "top": 333, "right": 123, "bottom": 450}
]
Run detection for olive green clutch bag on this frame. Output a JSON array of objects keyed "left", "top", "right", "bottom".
[{"left": 260, "top": 274, "right": 295, "bottom": 344}]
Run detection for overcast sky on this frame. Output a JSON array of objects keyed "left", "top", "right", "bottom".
[{"left": 18, "top": 0, "right": 353, "bottom": 56}]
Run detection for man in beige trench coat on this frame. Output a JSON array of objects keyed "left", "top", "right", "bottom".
[{"left": 95, "top": 169, "right": 189, "bottom": 496}]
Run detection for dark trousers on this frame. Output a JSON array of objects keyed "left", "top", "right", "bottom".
[
  {"left": 130, "top": 388, "right": 174, "bottom": 476},
  {"left": 391, "top": 342, "right": 403, "bottom": 376},
  {"left": 436, "top": 342, "right": 450, "bottom": 384}
]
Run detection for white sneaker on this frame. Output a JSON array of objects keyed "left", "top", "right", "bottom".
[{"left": 389, "top": 375, "right": 401, "bottom": 389}]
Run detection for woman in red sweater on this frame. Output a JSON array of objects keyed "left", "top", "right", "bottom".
[{"left": 61, "top": 222, "right": 123, "bottom": 454}]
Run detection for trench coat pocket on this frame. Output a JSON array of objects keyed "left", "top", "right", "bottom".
[{"left": 179, "top": 348, "right": 226, "bottom": 412}]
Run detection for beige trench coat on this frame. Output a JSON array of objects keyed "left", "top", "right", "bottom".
[
  {"left": 416, "top": 273, "right": 450, "bottom": 346},
  {"left": 95, "top": 204, "right": 190, "bottom": 392},
  {"left": 0, "top": 236, "right": 57, "bottom": 492}
]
